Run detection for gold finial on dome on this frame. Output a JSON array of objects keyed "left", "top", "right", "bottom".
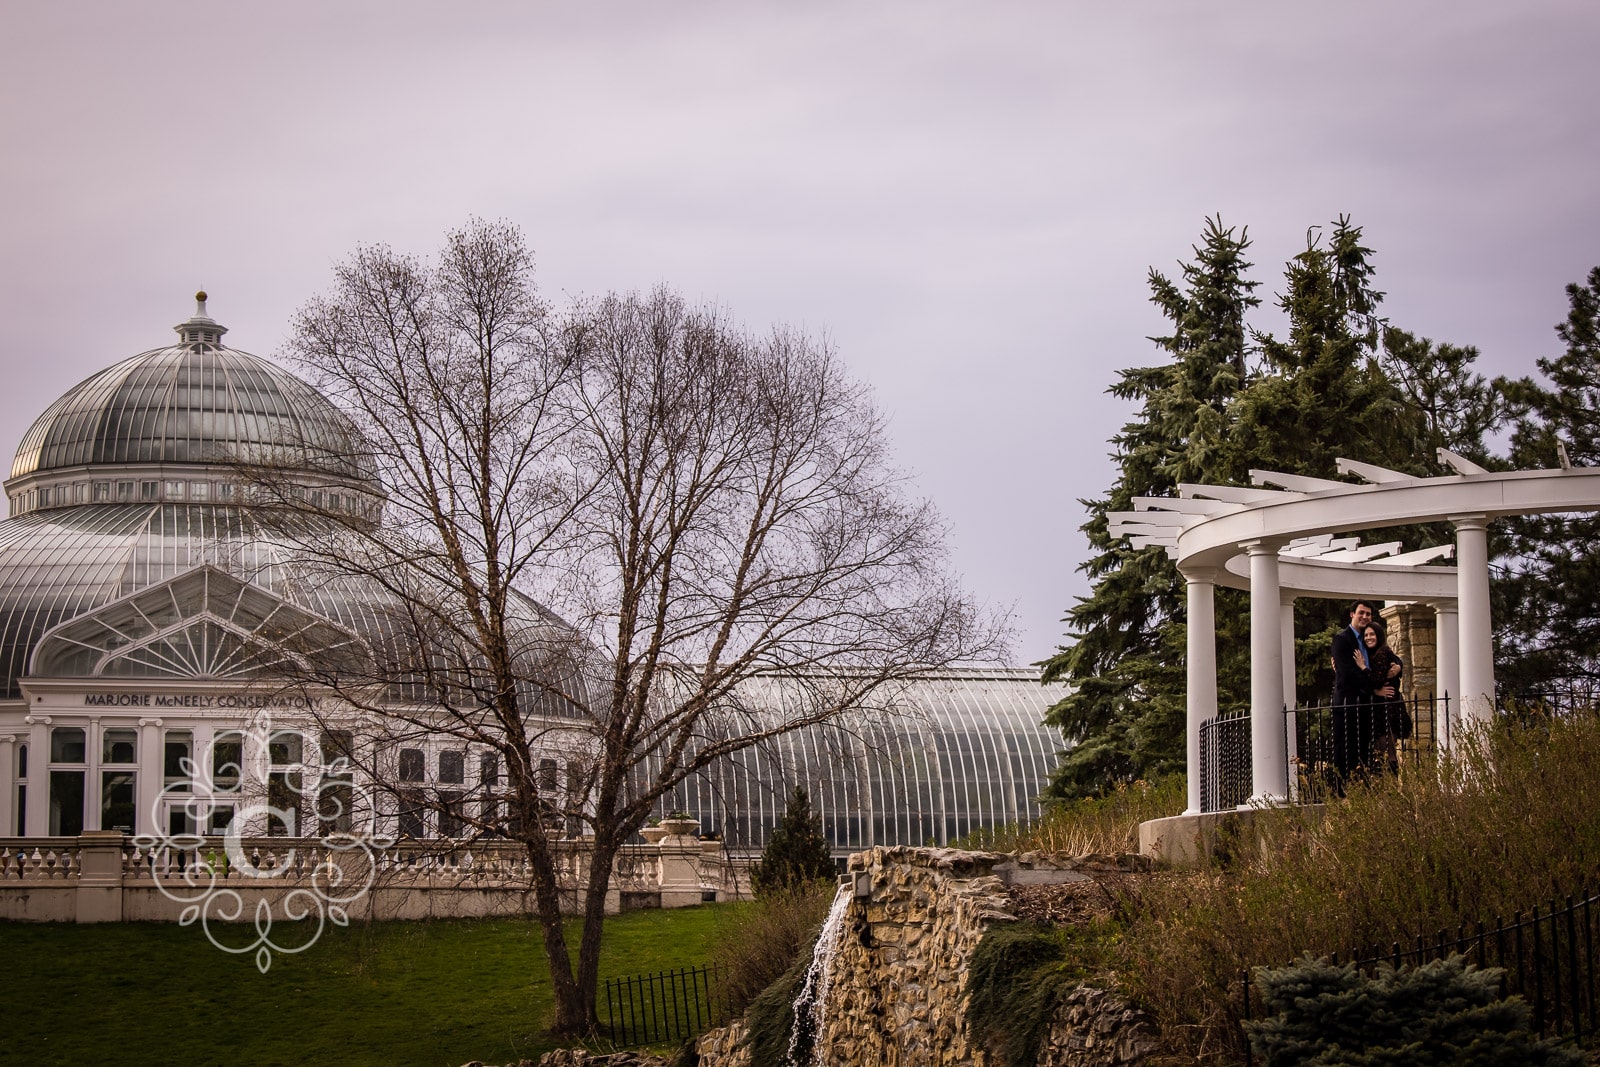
[{"left": 176, "top": 290, "right": 226, "bottom": 345}]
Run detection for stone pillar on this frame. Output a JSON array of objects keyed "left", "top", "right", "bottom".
[
  {"left": 1183, "top": 569, "right": 1218, "bottom": 815},
  {"left": 138, "top": 718, "right": 163, "bottom": 837},
  {"left": 1434, "top": 602, "right": 1460, "bottom": 750},
  {"left": 657, "top": 818, "right": 705, "bottom": 908},
  {"left": 0, "top": 734, "right": 14, "bottom": 836},
  {"left": 1453, "top": 515, "right": 1495, "bottom": 724},
  {"left": 25, "top": 717, "right": 49, "bottom": 837},
  {"left": 1246, "top": 540, "right": 1288, "bottom": 806},
  {"left": 75, "top": 830, "right": 126, "bottom": 922}
]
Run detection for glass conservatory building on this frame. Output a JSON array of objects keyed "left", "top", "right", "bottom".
[{"left": 0, "top": 296, "right": 1068, "bottom": 849}]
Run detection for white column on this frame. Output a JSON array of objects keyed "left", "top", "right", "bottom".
[
  {"left": 0, "top": 735, "right": 14, "bottom": 836},
  {"left": 25, "top": 718, "right": 49, "bottom": 837},
  {"left": 1183, "top": 568, "right": 1218, "bottom": 815},
  {"left": 138, "top": 718, "right": 163, "bottom": 836},
  {"left": 1453, "top": 515, "right": 1495, "bottom": 724},
  {"left": 1246, "top": 540, "right": 1288, "bottom": 806},
  {"left": 1433, "top": 601, "right": 1460, "bottom": 751},
  {"left": 1280, "top": 597, "right": 1299, "bottom": 803}
]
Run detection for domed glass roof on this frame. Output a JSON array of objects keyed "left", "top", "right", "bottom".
[{"left": 10, "top": 295, "right": 377, "bottom": 487}]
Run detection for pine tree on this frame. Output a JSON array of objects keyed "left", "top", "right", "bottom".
[
  {"left": 1041, "top": 217, "right": 1258, "bottom": 797},
  {"left": 751, "top": 786, "right": 835, "bottom": 895},
  {"left": 1494, "top": 266, "right": 1600, "bottom": 691},
  {"left": 1045, "top": 218, "right": 1501, "bottom": 797}
]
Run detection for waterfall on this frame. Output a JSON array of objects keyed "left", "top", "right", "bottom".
[{"left": 786, "top": 881, "right": 853, "bottom": 1066}]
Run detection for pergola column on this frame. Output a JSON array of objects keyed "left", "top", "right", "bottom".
[
  {"left": 1183, "top": 567, "right": 1218, "bottom": 815},
  {"left": 0, "top": 734, "right": 14, "bottom": 836},
  {"left": 1452, "top": 514, "right": 1495, "bottom": 724},
  {"left": 1280, "top": 596, "right": 1298, "bottom": 801},
  {"left": 1433, "top": 601, "right": 1460, "bottom": 750},
  {"left": 1246, "top": 539, "right": 1288, "bottom": 805}
]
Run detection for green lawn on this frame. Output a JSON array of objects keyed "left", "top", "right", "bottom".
[{"left": 0, "top": 907, "right": 729, "bottom": 1067}]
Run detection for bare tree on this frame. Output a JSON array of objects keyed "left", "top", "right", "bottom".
[{"left": 250, "top": 218, "right": 1003, "bottom": 1036}]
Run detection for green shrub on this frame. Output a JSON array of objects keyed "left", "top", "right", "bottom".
[
  {"left": 741, "top": 931, "right": 818, "bottom": 1067},
  {"left": 965, "top": 922, "right": 1075, "bottom": 1067},
  {"left": 1246, "top": 955, "right": 1584, "bottom": 1066},
  {"left": 751, "top": 785, "right": 836, "bottom": 896}
]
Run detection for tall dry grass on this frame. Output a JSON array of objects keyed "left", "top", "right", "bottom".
[
  {"left": 1113, "top": 711, "right": 1600, "bottom": 1062},
  {"left": 708, "top": 880, "right": 835, "bottom": 1017},
  {"left": 965, "top": 776, "right": 1187, "bottom": 857}
]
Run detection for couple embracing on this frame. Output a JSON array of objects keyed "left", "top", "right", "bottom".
[{"left": 1330, "top": 600, "right": 1413, "bottom": 785}]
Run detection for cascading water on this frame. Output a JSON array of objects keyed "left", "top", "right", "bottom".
[{"left": 786, "top": 881, "right": 853, "bottom": 1066}]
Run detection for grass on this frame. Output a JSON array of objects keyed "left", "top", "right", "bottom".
[{"left": 0, "top": 906, "right": 727, "bottom": 1067}]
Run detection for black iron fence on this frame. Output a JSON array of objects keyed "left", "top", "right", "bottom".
[
  {"left": 601, "top": 964, "right": 726, "bottom": 1048},
  {"left": 1198, "top": 708, "right": 1252, "bottom": 813},
  {"left": 1242, "top": 886, "right": 1600, "bottom": 1060},
  {"left": 1286, "top": 693, "right": 1442, "bottom": 804}
]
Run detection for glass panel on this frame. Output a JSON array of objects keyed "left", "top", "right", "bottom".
[
  {"left": 438, "top": 791, "right": 464, "bottom": 837},
  {"left": 15, "top": 784, "right": 24, "bottom": 835},
  {"left": 101, "top": 771, "right": 136, "bottom": 832},
  {"left": 212, "top": 733, "right": 242, "bottom": 791},
  {"left": 266, "top": 772, "right": 301, "bottom": 836},
  {"left": 15, "top": 742, "right": 24, "bottom": 778},
  {"left": 268, "top": 731, "right": 303, "bottom": 766},
  {"left": 207, "top": 803, "right": 235, "bottom": 835},
  {"left": 479, "top": 753, "right": 500, "bottom": 786},
  {"left": 49, "top": 770, "right": 84, "bottom": 835},
  {"left": 102, "top": 728, "right": 137, "bottom": 765},
  {"left": 398, "top": 749, "right": 424, "bottom": 782},
  {"left": 164, "top": 731, "right": 193, "bottom": 790},
  {"left": 398, "top": 797, "right": 424, "bottom": 839},
  {"left": 439, "top": 750, "right": 464, "bottom": 784},
  {"left": 51, "top": 727, "right": 86, "bottom": 764}
]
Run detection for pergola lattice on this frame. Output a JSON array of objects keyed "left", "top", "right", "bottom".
[{"left": 1110, "top": 448, "right": 1600, "bottom": 813}]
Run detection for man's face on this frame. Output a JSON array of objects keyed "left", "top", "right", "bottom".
[{"left": 1351, "top": 604, "right": 1373, "bottom": 628}]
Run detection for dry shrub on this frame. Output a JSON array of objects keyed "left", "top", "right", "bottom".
[
  {"left": 709, "top": 880, "right": 835, "bottom": 1017},
  {"left": 1112, "top": 710, "right": 1600, "bottom": 1063},
  {"left": 966, "top": 775, "right": 1187, "bottom": 857}
]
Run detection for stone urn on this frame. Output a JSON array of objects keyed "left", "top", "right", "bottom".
[
  {"left": 658, "top": 815, "right": 701, "bottom": 840},
  {"left": 639, "top": 824, "right": 670, "bottom": 845}
]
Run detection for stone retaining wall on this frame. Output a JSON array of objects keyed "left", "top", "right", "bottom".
[{"left": 694, "top": 847, "right": 1156, "bottom": 1067}]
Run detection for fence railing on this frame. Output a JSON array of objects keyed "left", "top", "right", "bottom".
[
  {"left": 1286, "top": 693, "right": 1442, "bottom": 804},
  {"left": 1242, "top": 886, "right": 1600, "bottom": 1059},
  {"left": 1198, "top": 708, "right": 1252, "bottom": 813},
  {"left": 600, "top": 964, "right": 726, "bottom": 1048}
]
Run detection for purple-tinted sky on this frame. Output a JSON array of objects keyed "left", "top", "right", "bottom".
[{"left": 2, "top": 2, "right": 1596, "bottom": 662}]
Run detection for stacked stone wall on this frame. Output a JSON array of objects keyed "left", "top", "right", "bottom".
[{"left": 694, "top": 847, "right": 1155, "bottom": 1067}]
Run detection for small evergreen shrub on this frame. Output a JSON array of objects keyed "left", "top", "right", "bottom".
[
  {"left": 751, "top": 786, "right": 835, "bottom": 896},
  {"left": 1246, "top": 955, "right": 1585, "bottom": 1066}
]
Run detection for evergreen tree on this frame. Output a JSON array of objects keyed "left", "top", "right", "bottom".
[
  {"left": 751, "top": 786, "right": 835, "bottom": 895},
  {"left": 1494, "top": 266, "right": 1600, "bottom": 691},
  {"left": 1046, "top": 217, "right": 1501, "bottom": 797},
  {"left": 1041, "top": 217, "right": 1258, "bottom": 797}
]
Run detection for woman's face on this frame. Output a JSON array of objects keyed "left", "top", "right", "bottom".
[{"left": 1363, "top": 626, "right": 1380, "bottom": 649}]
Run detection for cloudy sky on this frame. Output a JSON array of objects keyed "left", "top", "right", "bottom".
[{"left": 2, "top": 2, "right": 1595, "bottom": 663}]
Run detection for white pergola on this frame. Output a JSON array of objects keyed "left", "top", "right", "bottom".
[{"left": 1111, "top": 449, "right": 1600, "bottom": 814}]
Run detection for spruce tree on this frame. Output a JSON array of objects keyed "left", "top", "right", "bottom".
[
  {"left": 1046, "top": 217, "right": 1500, "bottom": 797},
  {"left": 1495, "top": 266, "right": 1600, "bottom": 691},
  {"left": 751, "top": 785, "right": 835, "bottom": 895},
  {"left": 1041, "top": 216, "right": 1258, "bottom": 797}
]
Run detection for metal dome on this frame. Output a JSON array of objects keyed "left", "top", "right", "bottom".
[{"left": 9, "top": 294, "right": 377, "bottom": 489}]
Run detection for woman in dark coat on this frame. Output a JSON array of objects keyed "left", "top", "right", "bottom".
[{"left": 1362, "top": 622, "right": 1406, "bottom": 773}]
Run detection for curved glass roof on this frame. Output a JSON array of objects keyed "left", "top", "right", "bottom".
[
  {"left": 10, "top": 301, "right": 376, "bottom": 487},
  {"left": 652, "top": 669, "right": 1068, "bottom": 855},
  {"left": 0, "top": 502, "right": 590, "bottom": 715}
]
